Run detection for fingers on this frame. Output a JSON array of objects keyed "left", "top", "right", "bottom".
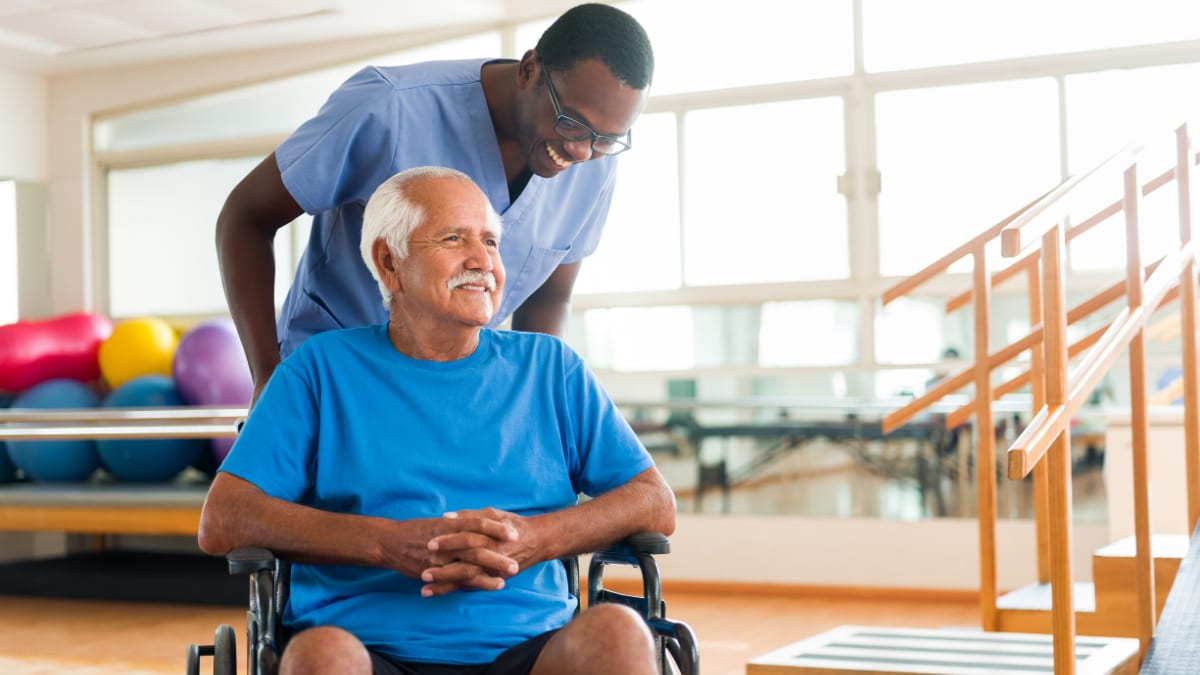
[
  {"left": 420, "top": 561, "right": 507, "bottom": 597},
  {"left": 428, "top": 530, "right": 515, "bottom": 556},
  {"left": 437, "top": 511, "right": 519, "bottom": 543},
  {"left": 426, "top": 540, "right": 518, "bottom": 577}
]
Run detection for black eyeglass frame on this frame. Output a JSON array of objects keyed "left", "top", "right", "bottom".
[{"left": 540, "top": 62, "right": 633, "bottom": 156}]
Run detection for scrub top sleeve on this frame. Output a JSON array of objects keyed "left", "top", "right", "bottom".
[
  {"left": 276, "top": 66, "right": 402, "bottom": 215},
  {"left": 563, "top": 347, "right": 654, "bottom": 496},
  {"left": 218, "top": 361, "right": 321, "bottom": 503},
  {"left": 562, "top": 161, "right": 619, "bottom": 265}
]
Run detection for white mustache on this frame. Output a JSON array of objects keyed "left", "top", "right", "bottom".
[{"left": 446, "top": 270, "right": 497, "bottom": 292}]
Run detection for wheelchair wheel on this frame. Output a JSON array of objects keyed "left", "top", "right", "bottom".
[{"left": 214, "top": 624, "right": 237, "bottom": 675}]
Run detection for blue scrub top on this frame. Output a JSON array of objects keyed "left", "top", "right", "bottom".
[{"left": 275, "top": 58, "right": 619, "bottom": 356}]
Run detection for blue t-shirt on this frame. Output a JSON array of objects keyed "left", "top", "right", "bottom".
[
  {"left": 275, "top": 58, "right": 619, "bottom": 356},
  {"left": 218, "top": 326, "right": 653, "bottom": 664}
]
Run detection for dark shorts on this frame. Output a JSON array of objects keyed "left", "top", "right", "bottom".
[{"left": 368, "top": 629, "right": 559, "bottom": 675}]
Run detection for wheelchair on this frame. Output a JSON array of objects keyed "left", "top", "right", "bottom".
[{"left": 187, "top": 531, "right": 698, "bottom": 674}]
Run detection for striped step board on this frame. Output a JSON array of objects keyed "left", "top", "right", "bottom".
[{"left": 746, "top": 625, "right": 1139, "bottom": 675}]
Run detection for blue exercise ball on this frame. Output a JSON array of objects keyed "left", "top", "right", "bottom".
[
  {"left": 8, "top": 379, "right": 102, "bottom": 482},
  {"left": 0, "top": 392, "right": 14, "bottom": 483},
  {"left": 0, "top": 447, "right": 14, "bottom": 483},
  {"left": 97, "top": 375, "right": 205, "bottom": 482}
]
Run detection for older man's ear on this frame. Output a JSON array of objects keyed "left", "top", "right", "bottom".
[{"left": 372, "top": 238, "right": 403, "bottom": 295}]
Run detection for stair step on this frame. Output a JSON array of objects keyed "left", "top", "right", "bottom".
[
  {"left": 997, "top": 581, "right": 1096, "bottom": 612},
  {"left": 1093, "top": 534, "right": 1185, "bottom": 618},
  {"left": 746, "top": 625, "right": 1139, "bottom": 675},
  {"left": 995, "top": 582, "right": 1139, "bottom": 637},
  {"left": 1093, "top": 533, "right": 1190, "bottom": 562}
]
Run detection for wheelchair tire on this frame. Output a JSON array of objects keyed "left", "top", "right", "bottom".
[{"left": 214, "top": 624, "right": 237, "bottom": 675}]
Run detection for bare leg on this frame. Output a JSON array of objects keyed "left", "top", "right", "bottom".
[
  {"left": 530, "top": 604, "right": 657, "bottom": 675},
  {"left": 279, "top": 625, "right": 372, "bottom": 675}
]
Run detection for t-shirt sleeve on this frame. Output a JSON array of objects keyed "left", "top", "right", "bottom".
[
  {"left": 563, "top": 345, "right": 654, "bottom": 496},
  {"left": 561, "top": 160, "right": 618, "bottom": 265},
  {"left": 217, "top": 360, "right": 319, "bottom": 503},
  {"left": 275, "top": 66, "right": 401, "bottom": 215}
]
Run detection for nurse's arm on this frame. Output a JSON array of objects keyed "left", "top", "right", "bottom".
[
  {"left": 511, "top": 262, "right": 581, "bottom": 338},
  {"left": 215, "top": 152, "right": 304, "bottom": 405}
]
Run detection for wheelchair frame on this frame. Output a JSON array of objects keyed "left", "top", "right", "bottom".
[{"left": 187, "top": 531, "right": 698, "bottom": 674}]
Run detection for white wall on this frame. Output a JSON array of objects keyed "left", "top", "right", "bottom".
[
  {"left": 620, "top": 515, "right": 1110, "bottom": 592},
  {"left": 0, "top": 69, "right": 46, "bottom": 182}
]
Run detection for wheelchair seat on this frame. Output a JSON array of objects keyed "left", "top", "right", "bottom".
[{"left": 187, "top": 531, "right": 698, "bottom": 674}]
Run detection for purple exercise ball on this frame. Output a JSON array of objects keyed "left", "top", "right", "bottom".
[
  {"left": 172, "top": 320, "right": 251, "bottom": 466},
  {"left": 172, "top": 320, "right": 253, "bottom": 407}
]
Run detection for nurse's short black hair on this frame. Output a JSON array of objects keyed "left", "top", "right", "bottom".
[{"left": 535, "top": 3, "right": 654, "bottom": 90}]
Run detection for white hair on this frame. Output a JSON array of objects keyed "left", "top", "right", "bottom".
[{"left": 359, "top": 166, "right": 502, "bottom": 306}]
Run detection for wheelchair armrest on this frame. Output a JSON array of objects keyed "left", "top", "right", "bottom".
[
  {"left": 587, "top": 532, "right": 671, "bottom": 621},
  {"left": 227, "top": 547, "right": 277, "bottom": 575},
  {"left": 597, "top": 531, "right": 670, "bottom": 557}
]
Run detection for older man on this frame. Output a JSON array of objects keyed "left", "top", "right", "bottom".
[{"left": 198, "top": 166, "right": 676, "bottom": 675}]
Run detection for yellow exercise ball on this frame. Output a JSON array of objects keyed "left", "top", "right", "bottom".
[{"left": 98, "top": 317, "right": 179, "bottom": 389}]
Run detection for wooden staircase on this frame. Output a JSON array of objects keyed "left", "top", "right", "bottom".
[
  {"left": 876, "top": 120, "right": 1200, "bottom": 674},
  {"left": 996, "top": 534, "right": 1188, "bottom": 637}
]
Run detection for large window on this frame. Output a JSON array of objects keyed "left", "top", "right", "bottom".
[
  {"left": 863, "top": 0, "right": 1200, "bottom": 71},
  {"left": 684, "top": 99, "right": 847, "bottom": 285},
  {"left": 107, "top": 158, "right": 270, "bottom": 317},
  {"left": 876, "top": 78, "right": 1061, "bottom": 277},
  {"left": 574, "top": 112, "right": 681, "bottom": 294}
]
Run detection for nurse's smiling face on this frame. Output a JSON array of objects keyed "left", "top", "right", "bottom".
[{"left": 515, "top": 53, "right": 647, "bottom": 179}]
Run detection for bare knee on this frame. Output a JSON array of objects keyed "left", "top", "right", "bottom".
[
  {"left": 581, "top": 603, "right": 654, "bottom": 645},
  {"left": 532, "top": 603, "right": 656, "bottom": 675},
  {"left": 280, "top": 625, "right": 371, "bottom": 675}
]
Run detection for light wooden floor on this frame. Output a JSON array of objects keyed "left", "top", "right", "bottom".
[{"left": 0, "top": 589, "right": 981, "bottom": 674}]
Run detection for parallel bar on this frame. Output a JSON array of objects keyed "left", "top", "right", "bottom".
[
  {"left": 0, "top": 407, "right": 246, "bottom": 423},
  {"left": 0, "top": 423, "right": 238, "bottom": 440}
]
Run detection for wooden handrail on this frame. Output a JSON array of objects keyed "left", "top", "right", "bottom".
[
  {"left": 881, "top": 331, "right": 1038, "bottom": 434},
  {"left": 1000, "top": 144, "right": 1142, "bottom": 257},
  {"left": 944, "top": 285, "right": 1180, "bottom": 429},
  {"left": 882, "top": 119, "right": 1198, "bottom": 673},
  {"left": 882, "top": 187, "right": 1057, "bottom": 305},
  {"left": 945, "top": 322, "right": 1107, "bottom": 429},
  {"left": 1008, "top": 244, "right": 1194, "bottom": 478}
]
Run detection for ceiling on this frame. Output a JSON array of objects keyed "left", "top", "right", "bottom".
[{"left": 0, "top": 0, "right": 574, "bottom": 74}]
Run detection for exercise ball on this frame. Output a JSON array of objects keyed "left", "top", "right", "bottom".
[
  {"left": 7, "top": 379, "right": 101, "bottom": 482},
  {"left": 172, "top": 320, "right": 253, "bottom": 406},
  {"left": 0, "top": 394, "right": 15, "bottom": 483},
  {"left": 97, "top": 376, "right": 206, "bottom": 483},
  {"left": 99, "top": 317, "right": 178, "bottom": 389},
  {"left": 173, "top": 320, "right": 251, "bottom": 466},
  {"left": 0, "top": 312, "right": 113, "bottom": 392},
  {"left": 0, "top": 446, "right": 15, "bottom": 483}
]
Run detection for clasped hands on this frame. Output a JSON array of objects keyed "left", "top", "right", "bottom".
[{"left": 414, "top": 507, "right": 538, "bottom": 597}]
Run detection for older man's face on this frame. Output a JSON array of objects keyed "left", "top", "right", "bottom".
[{"left": 397, "top": 178, "right": 504, "bottom": 328}]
